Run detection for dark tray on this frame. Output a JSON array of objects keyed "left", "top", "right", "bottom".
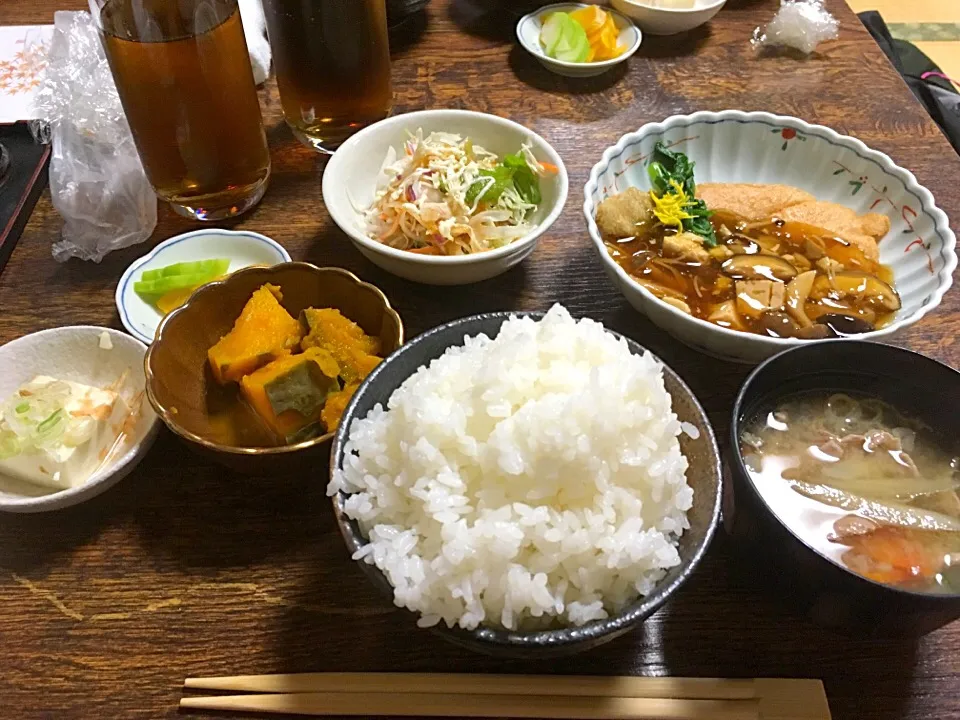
[{"left": 0, "top": 122, "right": 51, "bottom": 275}]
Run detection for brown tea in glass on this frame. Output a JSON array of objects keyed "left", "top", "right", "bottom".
[
  {"left": 96, "top": 0, "right": 271, "bottom": 220},
  {"left": 261, "top": 0, "right": 393, "bottom": 153}
]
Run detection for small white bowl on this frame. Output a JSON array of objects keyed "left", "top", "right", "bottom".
[
  {"left": 583, "top": 110, "right": 958, "bottom": 364},
  {"left": 516, "top": 3, "right": 642, "bottom": 78},
  {"left": 116, "top": 229, "right": 292, "bottom": 344},
  {"left": 0, "top": 327, "right": 160, "bottom": 513},
  {"left": 323, "top": 109, "right": 569, "bottom": 286},
  {"left": 611, "top": 0, "right": 726, "bottom": 36}
]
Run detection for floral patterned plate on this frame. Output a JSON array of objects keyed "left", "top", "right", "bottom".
[{"left": 583, "top": 110, "right": 957, "bottom": 364}]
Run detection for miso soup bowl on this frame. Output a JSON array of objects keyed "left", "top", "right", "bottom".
[
  {"left": 727, "top": 340, "right": 960, "bottom": 635},
  {"left": 144, "top": 263, "right": 404, "bottom": 475}
]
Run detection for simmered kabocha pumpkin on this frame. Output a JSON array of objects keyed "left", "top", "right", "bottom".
[
  {"left": 207, "top": 284, "right": 303, "bottom": 384},
  {"left": 240, "top": 347, "right": 341, "bottom": 442},
  {"left": 320, "top": 382, "right": 361, "bottom": 433},
  {"left": 205, "top": 286, "right": 386, "bottom": 443},
  {"left": 300, "top": 308, "right": 382, "bottom": 384}
]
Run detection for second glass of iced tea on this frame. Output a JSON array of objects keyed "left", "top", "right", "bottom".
[
  {"left": 95, "top": 0, "right": 271, "bottom": 221},
  {"left": 262, "top": 0, "right": 393, "bottom": 153}
]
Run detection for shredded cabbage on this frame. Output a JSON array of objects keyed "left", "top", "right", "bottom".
[{"left": 364, "top": 129, "right": 546, "bottom": 255}]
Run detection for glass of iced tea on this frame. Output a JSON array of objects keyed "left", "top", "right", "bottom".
[
  {"left": 93, "top": 0, "right": 271, "bottom": 221},
  {"left": 261, "top": 0, "right": 393, "bottom": 153}
]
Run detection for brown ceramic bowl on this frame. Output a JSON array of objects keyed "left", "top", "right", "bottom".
[{"left": 145, "top": 263, "right": 404, "bottom": 474}]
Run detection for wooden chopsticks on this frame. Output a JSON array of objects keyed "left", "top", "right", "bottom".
[
  {"left": 180, "top": 673, "right": 832, "bottom": 720},
  {"left": 184, "top": 672, "right": 756, "bottom": 698},
  {"left": 180, "top": 691, "right": 759, "bottom": 719}
]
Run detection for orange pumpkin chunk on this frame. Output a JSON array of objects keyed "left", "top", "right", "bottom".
[
  {"left": 207, "top": 284, "right": 303, "bottom": 385},
  {"left": 300, "top": 308, "right": 382, "bottom": 385},
  {"left": 320, "top": 382, "right": 360, "bottom": 433},
  {"left": 240, "top": 347, "right": 340, "bottom": 442}
]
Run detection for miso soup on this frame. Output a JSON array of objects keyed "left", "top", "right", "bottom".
[{"left": 740, "top": 392, "right": 960, "bottom": 593}]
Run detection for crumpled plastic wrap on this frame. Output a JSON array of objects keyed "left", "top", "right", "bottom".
[
  {"left": 239, "top": 0, "right": 271, "bottom": 85},
  {"left": 752, "top": 0, "right": 839, "bottom": 56},
  {"left": 29, "top": 11, "right": 156, "bottom": 263}
]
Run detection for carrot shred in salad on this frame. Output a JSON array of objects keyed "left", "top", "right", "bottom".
[{"left": 364, "top": 129, "right": 556, "bottom": 256}]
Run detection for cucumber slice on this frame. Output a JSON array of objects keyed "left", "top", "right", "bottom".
[
  {"left": 573, "top": 30, "right": 591, "bottom": 62},
  {"left": 539, "top": 12, "right": 567, "bottom": 55},
  {"left": 546, "top": 14, "right": 575, "bottom": 58},
  {"left": 554, "top": 19, "right": 589, "bottom": 62},
  {"left": 140, "top": 258, "right": 230, "bottom": 282},
  {"left": 134, "top": 271, "right": 224, "bottom": 296}
]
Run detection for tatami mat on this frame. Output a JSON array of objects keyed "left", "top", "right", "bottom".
[
  {"left": 847, "top": 0, "right": 960, "bottom": 86},
  {"left": 846, "top": 0, "right": 960, "bottom": 25}
]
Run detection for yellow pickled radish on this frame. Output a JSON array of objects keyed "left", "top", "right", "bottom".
[
  {"left": 155, "top": 275, "right": 227, "bottom": 315},
  {"left": 569, "top": 6, "right": 625, "bottom": 63},
  {"left": 569, "top": 5, "right": 605, "bottom": 35},
  {"left": 598, "top": 16, "right": 623, "bottom": 59}
]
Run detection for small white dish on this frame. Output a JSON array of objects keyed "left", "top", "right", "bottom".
[
  {"left": 323, "top": 109, "right": 568, "bottom": 286},
  {"left": 516, "top": 3, "right": 642, "bottom": 78},
  {"left": 116, "top": 229, "right": 292, "bottom": 344},
  {"left": 611, "top": 0, "right": 726, "bottom": 36},
  {"left": 0, "top": 327, "right": 160, "bottom": 513},
  {"left": 583, "top": 110, "right": 958, "bottom": 364}
]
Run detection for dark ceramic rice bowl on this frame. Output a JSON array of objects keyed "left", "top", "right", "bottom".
[{"left": 329, "top": 311, "right": 722, "bottom": 657}]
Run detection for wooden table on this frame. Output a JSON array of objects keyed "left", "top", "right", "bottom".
[{"left": 1, "top": 0, "right": 958, "bottom": 718}]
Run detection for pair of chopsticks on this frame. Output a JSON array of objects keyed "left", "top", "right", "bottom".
[{"left": 181, "top": 672, "right": 833, "bottom": 719}]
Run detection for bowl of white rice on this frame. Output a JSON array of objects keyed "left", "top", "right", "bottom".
[{"left": 328, "top": 305, "right": 721, "bottom": 655}]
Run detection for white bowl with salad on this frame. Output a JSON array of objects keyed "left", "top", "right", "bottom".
[
  {"left": 322, "top": 109, "right": 568, "bottom": 285},
  {"left": 517, "top": 3, "right": 642, "bottom": 78}
]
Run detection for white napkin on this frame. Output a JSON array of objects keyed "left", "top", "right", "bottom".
[{"left": 239, "top": 0, "right": 271, "bottom": 85}]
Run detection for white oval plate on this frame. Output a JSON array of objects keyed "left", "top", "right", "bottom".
[
  {"left": 517, "top": 3, "right": 642, "bottom": 78},
  {"left": 116, "top": 229, "right": 292, "bottom": 344},
  {"left": 583, "top": 110, "right": 958, "bottom": 364},
  {"left": 0, "top": 327, "right": 160, "bottom": 512}
]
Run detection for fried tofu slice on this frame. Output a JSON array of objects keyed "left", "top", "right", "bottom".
[
  {"left": 696, "top": 183, "right": 814, "bottom": 221},
  {"left": 777, "top": 201, "right": 886, "bottom": 263},
  {"left": 662, "top": 232, "right": 710, "bottom": 264},
  {"left": 595, "top": 187, "right": 655, "bottom": 239}
]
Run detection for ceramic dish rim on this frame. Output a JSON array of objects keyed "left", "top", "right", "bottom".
[
  {"left": 613, "top": 0, "right": 727, "bottom": 15},
  {"left": 323, "top": 109, "right": 569, "bottom": 266},
  {"left": 515, "top": 3, "right": 643, "bottom": 70},
  {"left": 115, "top": 228, "right": 293, "bottom": 345},
  {"left": 729, "top": 339, "right": 960, "bottom": 600},
  {"left": 0, "top": 325, "right": 160, "bottom": 511},
  {"left": 143, "top": 262, "right": 404, "bottom": 457},
  {"left": 582, "top": 109, "right": 958, "bottom": 349},
  {"left": 329, "top": 310, "right": 723, "bottom": 648}
]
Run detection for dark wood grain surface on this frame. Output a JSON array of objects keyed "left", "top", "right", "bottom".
[{"left": 1, "top": 0, "right": 958, "bottom": 718}]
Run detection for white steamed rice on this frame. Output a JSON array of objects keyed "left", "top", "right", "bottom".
[{"left": 328, "top": 304, "right": 694, "bottom": 631}]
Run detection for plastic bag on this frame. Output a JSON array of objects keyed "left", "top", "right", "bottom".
[
  {"left": 752, "top": 0, "right": 839, "bottom": 56},
  {"left": 29, "top": 11, "right": 156, "bottom": 263}
]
